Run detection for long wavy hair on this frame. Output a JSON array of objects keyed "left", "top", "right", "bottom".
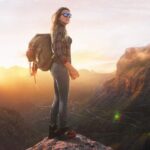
[{"left": 50, "top": 7, "right": 70, "bottom": 42}]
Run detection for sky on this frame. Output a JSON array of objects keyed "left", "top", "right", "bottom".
[{"left": 0, "top": 0, "right": 150, "bottom": 73}]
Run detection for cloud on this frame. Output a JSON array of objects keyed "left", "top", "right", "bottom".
[
  {"left": 73, "top": 51, "right": 112, "bottom": 62},
  {"left": 74, "top": 59, "right": 117, "bottom": 73},
  {"left": 72, "top": 51, "right": 117, "bottom": 73}
]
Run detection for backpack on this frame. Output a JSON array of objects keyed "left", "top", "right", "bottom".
[{"left": 26, "top": 33, "right": 54, "bottom": 72}]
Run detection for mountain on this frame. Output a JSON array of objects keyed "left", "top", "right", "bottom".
[
  {"left": 89, "top": 44, "right": 150, "bottom": 107},
  {"left": 0, "top": 107, "right": 38, "bottom": 150},
  {"left": 26, "top": 134, "right": 113, "bottom": 150},
  {"left": 69, "top": 44, "right": 150, "bottom": 150}
]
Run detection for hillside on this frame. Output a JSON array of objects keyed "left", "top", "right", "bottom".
[
  {"left": 0, "top": 107, "right": 37, "bottom": 150},
  {"left": 69, "top": 44, "right": 150, "bottom": 150}
]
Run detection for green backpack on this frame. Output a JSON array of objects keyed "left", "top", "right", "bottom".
[{"left": 26, "top": 33, "right": 54, "bottom": 72}]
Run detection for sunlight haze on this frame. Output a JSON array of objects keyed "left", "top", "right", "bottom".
[{"left": 0, "top": 0, "right": 150, "bottom": 73}]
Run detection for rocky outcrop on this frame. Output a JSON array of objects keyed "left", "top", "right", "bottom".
[
  {"left": 92, "top": 44, "right": 150, "bottom": 106},
  {"left": 26, "top": 134, "right": 113, "bottom": 150}
]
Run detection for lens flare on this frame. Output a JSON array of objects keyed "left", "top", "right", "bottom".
[{"left": 113, "top": 111, "right": 121, "bottom": 122}]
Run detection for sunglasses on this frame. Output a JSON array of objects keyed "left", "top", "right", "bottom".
[{"left": 61, "top": 12, "right": 72, "bottom": 18}]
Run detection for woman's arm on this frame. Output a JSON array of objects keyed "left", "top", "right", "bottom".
[{"left": 52, "top": 28, "right": 79, "bottom": 80}]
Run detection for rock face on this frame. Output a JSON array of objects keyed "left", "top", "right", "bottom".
[
  {"left": 89, "top": 44, "right": 150, "bottom": 107},
  {"left": 68, "top": 44, "right": 150, "bottom": 149},
  {"left": 117, "top": 45, "right": 150, "bottom": 76},
  {"left": 26, "top": 134, "right": 112, "bottom": 150}
]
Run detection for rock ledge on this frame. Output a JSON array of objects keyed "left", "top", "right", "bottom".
[{"left": 26, "top": 134, "right": 112, "bottom": 150}]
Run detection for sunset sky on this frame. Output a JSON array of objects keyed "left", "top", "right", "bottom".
[{"left": 0, "top": 0, "right": 150, "bottom": 73}]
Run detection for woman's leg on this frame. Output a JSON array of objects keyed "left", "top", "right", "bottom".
[
  {"left": 50, "top": 63, "right": 69, "bottom": 129},
  {"left": 56, "top": 68, "right": 69, "bottom": 129},
  {"left": 49, "top": 79, "right": 59, "bottom": 127}
]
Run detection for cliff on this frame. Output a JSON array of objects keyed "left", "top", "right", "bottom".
[
  {"left": 68, "top": 44, "right": 150, "bottom": 150},
  {"left": 89, "top": 44, "right": 150, "bottom": 107}
]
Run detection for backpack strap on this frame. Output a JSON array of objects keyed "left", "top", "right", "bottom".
[{"left": 29, "top": 61, "right": 37, "bottom": 84}]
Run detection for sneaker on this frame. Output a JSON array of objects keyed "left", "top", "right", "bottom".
[
  {"left": 55, "top": 127, "right": 76, "bottom": 139},
  {"left": 64, "top": 129, "right": 76, "bottom": 138},
  {"left": 48, "top": 124, "right": 58, "bottom": 139}
]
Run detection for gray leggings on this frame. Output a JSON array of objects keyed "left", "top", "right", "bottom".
[{"left": 49, "top": 62, "right": 69, "bottom": 128}]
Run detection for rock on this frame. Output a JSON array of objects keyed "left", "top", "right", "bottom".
[
  {"left": 116, "top": 44, "right": 150, "bottom": 76},
  {"left": 26, "top": 134, "right": 113, "bottom": 150}
]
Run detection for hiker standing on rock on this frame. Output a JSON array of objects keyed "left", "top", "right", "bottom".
[{"left": 49, "top": 7, "right": 79, "bottom": 139}]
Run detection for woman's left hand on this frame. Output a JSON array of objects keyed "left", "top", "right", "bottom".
[{"left": 64, "top": 62, "right": 80, "bottom": 80}]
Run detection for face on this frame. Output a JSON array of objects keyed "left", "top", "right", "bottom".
[{"left": 59, "top": 9, "right": 71, "bottom": 25}]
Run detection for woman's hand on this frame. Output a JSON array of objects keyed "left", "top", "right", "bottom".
[
  {"left": 69, "top": 68, "right": 79, "bottom": 80},
  {"left": 64, "top": 62, "right": 80, "bottom": 80}
]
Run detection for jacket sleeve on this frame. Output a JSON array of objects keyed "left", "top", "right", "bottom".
[{"left": 52, "top": 31, "right": 68, "bottom": 64}]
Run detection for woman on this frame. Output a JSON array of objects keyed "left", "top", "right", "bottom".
[{"left": 49, "top": 7, "right": 79, "bottom": 139}]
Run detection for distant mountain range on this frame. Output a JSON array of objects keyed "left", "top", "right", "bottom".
[{"left": 0, "top": 66, "right": 114, "bottom": 111}]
